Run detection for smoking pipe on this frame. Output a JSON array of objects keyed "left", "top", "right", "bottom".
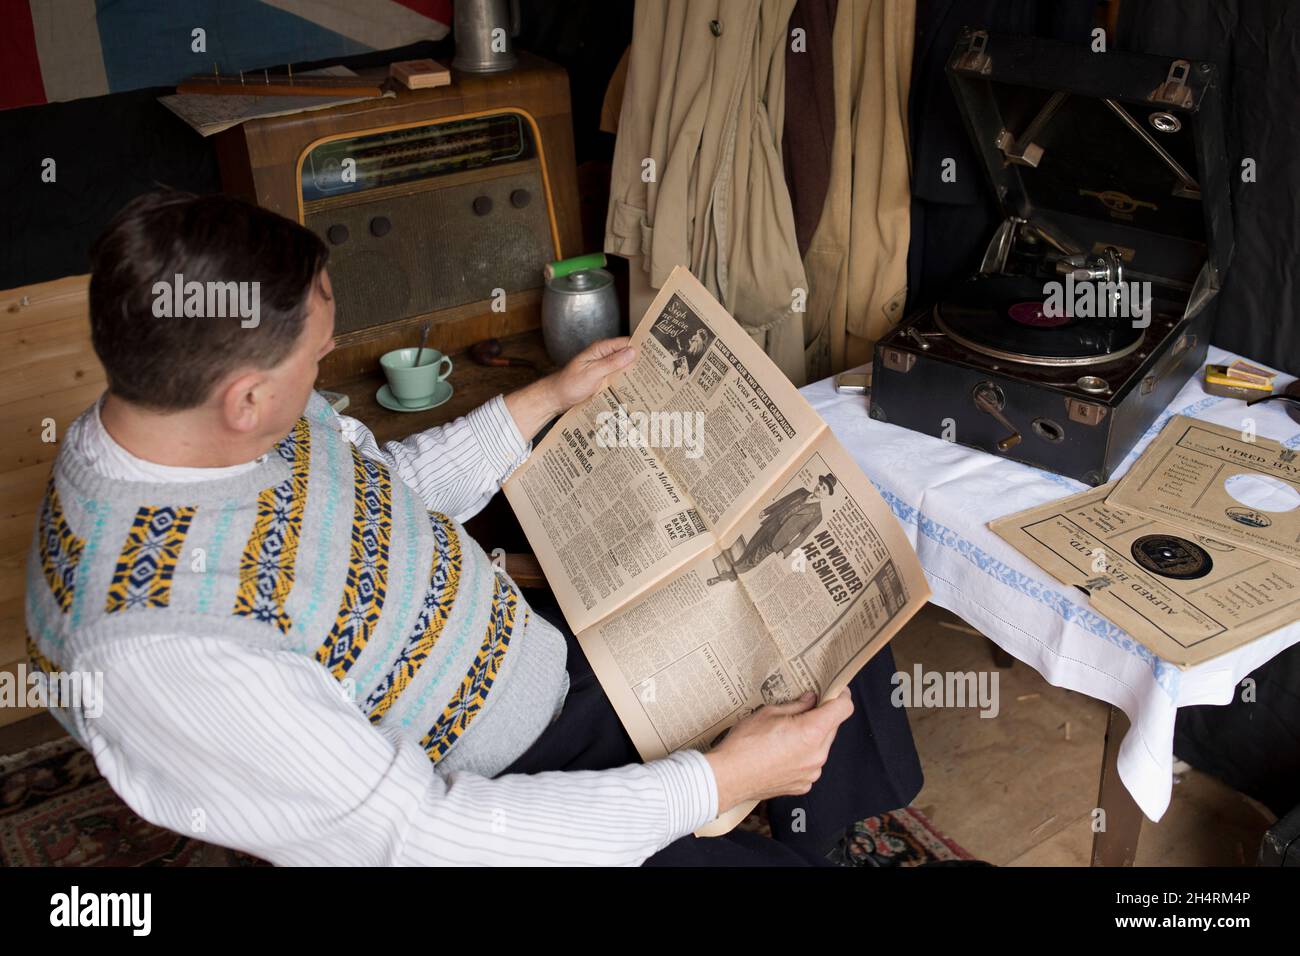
[{"left": 469, "top": 338, "right": 538, "bottom": 370}]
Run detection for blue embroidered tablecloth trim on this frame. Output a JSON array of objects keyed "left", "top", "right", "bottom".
[{"left": 871, "top": 482, "right": 1182, "bottom": 696}]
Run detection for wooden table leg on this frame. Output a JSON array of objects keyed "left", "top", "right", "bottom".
[{"left": 1091, "top": 704, "right": 1144, "bottom": 866}]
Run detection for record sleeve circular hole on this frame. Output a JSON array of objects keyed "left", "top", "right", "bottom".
[
  {"left": 1149, "top": 111, "right": 1181, "bottom": 133},
  {"left": 1223, "top": 473, "right": 1300, "bottom": 513},
  {"left": 1032, "top": 418, "right": 1064, "bottom": 443}
]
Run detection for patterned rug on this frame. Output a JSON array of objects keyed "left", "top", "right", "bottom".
[
  {"left": 1, "top": 736, "right": 976, "bottom": 867},
  {"left": 737, "top": 801, "right": 978, "bottom": 867},
  {"left": 821, "top": 809, "right": 982, "bottom": 866},
  {"left": 0, "top": 737, "right": 267, "bottom": 867}
]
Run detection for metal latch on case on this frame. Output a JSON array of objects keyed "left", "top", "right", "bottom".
[
  {"left": 955, "top": 30, "right": 991, "bottom": 74},
  {"left": 1065, "top": 398, "right": 1109, "bottom": 426},
  {"left": 1149, "top": 59, "right": 1194, "bottom": 108},
  {"left": 882, "top": 347, "right": 916, "bottom": 373}
]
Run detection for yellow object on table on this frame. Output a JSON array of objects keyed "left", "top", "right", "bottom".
[{"left": 1202, "top": 363, "right": 1273, "bottom": 399}]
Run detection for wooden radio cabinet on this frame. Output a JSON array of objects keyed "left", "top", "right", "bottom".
[{"left": 213, "top": 52, "right": 582, "bottom": 385}]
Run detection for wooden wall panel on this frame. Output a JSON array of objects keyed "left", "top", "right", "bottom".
[{"left": 0, "top": 275, "right": 102, "bottom": 728}]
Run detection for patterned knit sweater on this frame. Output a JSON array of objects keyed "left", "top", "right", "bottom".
[{"left": 27, "top": 392, "right": 569, "bottom": 778}]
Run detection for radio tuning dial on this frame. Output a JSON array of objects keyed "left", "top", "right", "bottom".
[
  {"left": 370, "top": 216, "right": 392, "bottom": 237},
  {"left": 472, "top": 195, "right": 494, "bottom": 216},
  {"left": 510, "top": 188, "right": 532, "bottom": 208},
  {"left": 326, "top": 224, "right": 349, "bottom": 245}
]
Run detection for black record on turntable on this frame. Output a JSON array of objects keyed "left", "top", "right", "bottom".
[{"left": 934, "top": 276, "right": 1145, "bottom": 367}]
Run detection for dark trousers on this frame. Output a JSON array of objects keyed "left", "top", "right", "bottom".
[{"left": 503, "top": 588, "right": 924, "bottom": 866}]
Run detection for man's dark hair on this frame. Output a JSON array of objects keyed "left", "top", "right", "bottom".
[{"left": 89, "top": 189, "right": 329, "bottom": 410}]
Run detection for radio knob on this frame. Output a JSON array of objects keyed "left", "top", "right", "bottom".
[
  {"left": 370, "top": 216, "right": 391, "bottom": 237},
  {"left": 326, "top": 223, "right": 349, "bottom": 245},
  {"left": 510, "top": 188, "right": 532, "bottom": 209},
  {"left": 472, "top": 195, "right": 494, "bottom": 216}
]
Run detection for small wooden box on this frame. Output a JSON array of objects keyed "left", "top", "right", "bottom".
[{"left": 389, "top": 59, "right": 451, "bottom": 91}]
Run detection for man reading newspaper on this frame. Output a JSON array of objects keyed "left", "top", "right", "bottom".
[{"left": 26, "top": 191, "right": 922, "bottom": 866}]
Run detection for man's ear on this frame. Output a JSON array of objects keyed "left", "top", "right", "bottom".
[{"left": 219, "top": 371, "right": 266, "bottom": 434}]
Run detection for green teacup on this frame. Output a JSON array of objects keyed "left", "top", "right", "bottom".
[{"left": 380, "top": 347, "right": 453, "bottom": 407}]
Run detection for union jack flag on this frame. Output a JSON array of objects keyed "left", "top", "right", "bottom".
[{"left": 1, "top": 0, "right": 451, "bottom": 110}]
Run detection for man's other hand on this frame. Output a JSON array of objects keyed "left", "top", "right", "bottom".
[{"left": 703, "top": 690, "right": 854, "bottom": 814}]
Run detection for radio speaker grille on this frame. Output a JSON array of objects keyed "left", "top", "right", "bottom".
[{"left": 306, "top": 168, "right": 552, "bottom": 335}]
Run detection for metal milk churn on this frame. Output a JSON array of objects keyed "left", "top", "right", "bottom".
[{"left": 542, "top": 253, "right": 620, "bottom": 366}]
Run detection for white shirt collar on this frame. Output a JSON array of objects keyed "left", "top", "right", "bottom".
[{"left": 76, "top": 395, "right": 266, "bottom": 484}]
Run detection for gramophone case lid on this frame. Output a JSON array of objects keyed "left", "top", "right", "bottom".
[{"left": 946, "top": 30, "right": 1234, "bottom": 292}]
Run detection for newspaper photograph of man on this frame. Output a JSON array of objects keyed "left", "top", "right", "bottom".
[{"left": 708, "top": 474, "right": 838, "bottom": 585}]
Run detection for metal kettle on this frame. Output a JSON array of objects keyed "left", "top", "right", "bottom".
[{"left": 452, "top": 0, "right": 521, "bottom": 73}]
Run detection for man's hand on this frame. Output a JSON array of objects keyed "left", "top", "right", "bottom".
[
  {"left": 703, "top": 690, "right": 854, "bottom": 814},
  {"left": 547, "top": 337, "right": 637, "bottom": 410},
  {"left": 504, "top": 337, "right": 637, "bottom": 441}
]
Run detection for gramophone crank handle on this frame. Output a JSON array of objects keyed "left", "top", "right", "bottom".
[{"left": 972, "top": 383, "right": 1023, "bottom": 451}]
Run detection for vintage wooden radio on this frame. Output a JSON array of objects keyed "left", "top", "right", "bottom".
[
  {"left": 214, "top": 52, "right": 581, "bottom": 381},
  {"left": 871, "top": 31, "right": 1233, "bottom": 485}
]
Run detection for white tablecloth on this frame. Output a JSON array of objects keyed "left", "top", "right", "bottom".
[{"left": 802, "top": 346, "right": 1300, "bottom": 821}]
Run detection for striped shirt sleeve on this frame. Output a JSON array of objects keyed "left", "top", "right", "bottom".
[
  {"left": 337, "top": 395, "right": 530, "bottom": 523},
  {"left": 80, "top": 634, "right": 719, "bottom": 866}
]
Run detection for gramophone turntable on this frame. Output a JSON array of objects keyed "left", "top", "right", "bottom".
[{"left": 871, "top": 31, "right": 1233, "bottom": 485}]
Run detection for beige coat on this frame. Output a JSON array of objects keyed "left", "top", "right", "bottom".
[
  {"left": 606, "top": 0, "right": 915, "bottom": 383},
  {"left": 808, "top": 0, "right": 915, "bottom": 374}
]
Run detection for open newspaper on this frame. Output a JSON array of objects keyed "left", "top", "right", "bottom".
[{"left": 503, "top": 266, "right": 930, "bottom": 834}]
